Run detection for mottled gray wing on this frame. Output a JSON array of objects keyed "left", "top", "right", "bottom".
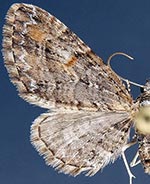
[
  {"left": 31, "top": 110, "right": 132, "bottom": 176},
  {"left": 2, "top": 3, "right": 133, "bottom": 111}
]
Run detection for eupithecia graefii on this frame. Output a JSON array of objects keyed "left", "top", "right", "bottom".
[{"left": 2, "top": 3, "right": 150, "bottom": 184}]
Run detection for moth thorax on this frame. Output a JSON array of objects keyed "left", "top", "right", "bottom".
[
  {"left": 135, "top": 81, "right": 150, "bottom": 174},
  {"left": 134, "top": 105, "right": 150, "bottom": 135},
  {"left": 135, "top": 81, "right": 150, "bottom": 135}
]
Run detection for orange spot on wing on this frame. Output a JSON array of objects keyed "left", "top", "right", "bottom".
[{"left": 65, "top": 56, "right": 77, "bottom": 67}]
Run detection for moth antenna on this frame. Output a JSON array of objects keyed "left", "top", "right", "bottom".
[
  {"left": 107, "top": 52, "right": 134, "bottom": 67},
  {"left": 107, "top": 52, "right": 145, "bottom": 89}
]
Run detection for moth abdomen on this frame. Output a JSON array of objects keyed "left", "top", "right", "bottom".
[
  {"left": 138, "top": 134, "right": 150, "bottom": 174},
  {"left": 139, "top": 148, "right": 150, "bottom": 174}
]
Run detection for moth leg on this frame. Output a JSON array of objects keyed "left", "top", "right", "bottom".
[
  {"left": 130, "top": 151, "right": 141, "bottom": 167},
  {"left": 122, "top": 141, "right": 137, "bottom": 184},
  {"left": 121, "top": 78, "right": 144, "bottom": 91},
  {"left": 122, "top": 152, "right": 135, "bottom": 184}
]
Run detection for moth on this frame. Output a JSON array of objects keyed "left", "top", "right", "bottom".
[{"left": 2, "top": 3, "right": 150, "bottom": 184}]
